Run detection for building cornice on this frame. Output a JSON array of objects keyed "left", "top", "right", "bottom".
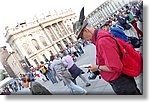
[{"left": 6, "top": 11, "right": 75, "bottom": 43}]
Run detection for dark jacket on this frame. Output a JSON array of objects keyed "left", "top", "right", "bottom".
[{"left": 30, "top": 81, "right": 52, "bottom": 95}]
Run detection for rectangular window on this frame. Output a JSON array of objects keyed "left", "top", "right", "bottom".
[{"left": 34, "top": 59, "right": 39, "bottom": 65}]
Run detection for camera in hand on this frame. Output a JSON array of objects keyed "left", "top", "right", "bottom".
[{"left": 88, "top": 70, "right": 101, "bottom": 80}]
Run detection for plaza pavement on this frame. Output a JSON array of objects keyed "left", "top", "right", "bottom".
[{"left": 12, "top": 44, "right": 143, "bottom": 95}]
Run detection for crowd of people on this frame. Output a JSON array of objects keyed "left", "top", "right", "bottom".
[
  {"left": 11, "top": 42, "right": 90, "bottom": 95},
  {"left": 1, "top": 1, "right": 143, "bottom": 95},
  {"left": 2, "top": 41, "right": 90, "bottom": 95},
  {"left": 72, "top": 0, "right": 143, "bottom": 95},
  {"left": 97, "top": 2, "right": 143, "bottom": 49},
  {"left": 0, "top": 78, "right": 24, "bottom": 95}
]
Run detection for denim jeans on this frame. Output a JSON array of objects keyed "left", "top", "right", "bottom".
[
  {"left": 67, "top": 81, "right": 87, "bottom": 95},
  {"left": 62, "top": 77, "right": 87, "bottom": 95},
  {"left": 46, "top": 71, "right": 58, "bottom": 84},
  {"left": 109, "top": 74, "right": 142, "bottom": 95}
]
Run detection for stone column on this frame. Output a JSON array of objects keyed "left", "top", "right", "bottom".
[
  {"left": 55, "top": 23, "right": 63, "bottom": 38},
  {"left": 56, "top": 23, "right": 63, "bottom": 37},
  {"left": 44, "top": 51, "right": 51, "bottom": 61},
  {"left": 108, "top": 1, "right": 115, "bottom": 13},
  {"left": 99, "top": 10, "right": 106, "bottom": 19},
  {"left": 90, "top": 17, "right": 94, "bottom": 24},
  {"left": 116, "top": 0, "right": 122, "bottom": 9},
  {"left": 101, "top": 8, "right": 107, "bottom": 19},
  {"left": 51, "top": 46, "right": 57, "bottom": 55},
  {"left": 60, "top": 40, "right": 67, "bottom": 49},
  {"left": 43, "top": 28, "right": 53, "bottom": 44},
  {"left": 53, "top": 44, "right": 60, "bottom": 53},
  {"left": 48, "top": 26, "right": 58, "bottom": 41},
  {"left": 40, "top": 24, "right": 53, "bottom": 45},
  {"left": 103, "top": 5, "right": 109, "bottom": 18},
  {"left": 118, "top": 0, "right": 124, "bottom": 7},
  {"left": 62, "top": 22, "right": 70, "bottom": 34},
  {"left": 104, "top": 3, "right": 111, "bottom": 16},
  {"left": 97, "top": 11, "right": 102, "bottom": 19},
  {"left": 51, "top": 25, "right": 60, "bottom": 40},
  {"left": 66, "top": 37, "right": 72, "bottom": 44},
  {"left": 106, "top": 3, "right": 112, "bottom": 15},
  {"left": 110, "top": 1, "right": 117, "bottom": 12},
  {"left": 93, "top": 15, "right": 97, "bottom": 24},
  {"left": 94, "top": 14, "right": 99, "bottom": 22},
  {"left": 71, "top": 35, "right": 77, "bottom": 43},
  {"left": 112, "top": 0, "right": 119, "bottom": 10},
  {"left": 122, "top": 0, "right": 126, "bottom": 6},
  {"left": 92, "top": 16, "right": 96, "bottom": 26}
]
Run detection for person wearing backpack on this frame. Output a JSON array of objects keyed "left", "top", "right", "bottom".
[
  {"left": 117, "top": 11, "right": 131, "bottom": 31},
  {"left": 59, "top": 50, "right": 91, "bottom": 87},
  {"left": 40, "top": 61, "right": 49, "bottom": 81},
  {"left": 73, "top": 7, "right": 142, "bottom": 95},
  {"left": 101, "top": 21, "right": 141, "bottom": 48},
  {"left": 100, "top": 21, "right": 128, "bottom": 42},
  {"left": 50, "top": 55, "right": 87, "bottom": 95},
  {"left": 125, "top": 10, "right": 143, "bottom": 39}
]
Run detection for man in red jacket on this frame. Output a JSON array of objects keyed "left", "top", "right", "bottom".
[{"left": 72, "top": 7, "right": 141, "bottom": 95}]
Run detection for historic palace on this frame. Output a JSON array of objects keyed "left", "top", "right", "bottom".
[{"left": 5, "top": 8, "right": 77, "bottom": 68}]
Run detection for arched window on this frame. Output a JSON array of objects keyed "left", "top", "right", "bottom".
[
  {"left": 32, "top": 39, "right": 41, "bottom": 50},
  {"left": 22, "top": 43, "right": 33, "bottom": 55},
  {"left": 69, "top": 37, "right": 74, "bottom": 44},
  {"left": 57, "top": 43, "right": 63, "bottom": 50},
  {"left": 49, "top": 50, "right": 53, "bottom": 56},
  {"left": 39, "top": 36, "right": 47, "bottom": 47},
  {"left": 33, "top": 59, "right": 39, "bottom": 65},
  {"left": 28, "top": 34, "right": 32, "bottom": 37},
  {"left": 63, "top": 39, "right": 68, "bottom": 46},
  {"left": 42, "top": 54, "right": 49, "bottom": 62}
]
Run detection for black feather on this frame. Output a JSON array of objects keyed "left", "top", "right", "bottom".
[{"left": 79, "top": 7, "right": 85, "bottom": 24}]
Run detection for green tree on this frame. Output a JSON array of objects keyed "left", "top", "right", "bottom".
[{"left": 0, "top": 69, "right": 9, "bottom": 81}]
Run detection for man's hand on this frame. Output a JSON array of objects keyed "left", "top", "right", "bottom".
[
  {"left": 88, "top": 64, "right": 98, "bottom": 72},
  {"left": 89, "top": 64, "right": 112, "bottom": 72}
]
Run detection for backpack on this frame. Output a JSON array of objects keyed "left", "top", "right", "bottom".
[
  {"left": 118, "top": 16, "right": 126, "bottom": 25},
  {"left": 112, "top": 37, "right": 143, "bottom": 77},
  {"left": 128, "top": 37, "right": 141, "bottom": 48},
  {"left": 118, "top": 16, "right": 131, "bottom": 30},
  {"left": 41, "top": 66, "right": 47, "bottom": 73},
  {"left": 95, "top": 30, "right": 143, "bottom": 77},
  {"left": 124, "top": 23, "right": 131, "bottom": 30}
]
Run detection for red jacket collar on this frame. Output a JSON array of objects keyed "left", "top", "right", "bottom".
[{"left": 91, "top": 29, "right": 114, "bottom": 45}]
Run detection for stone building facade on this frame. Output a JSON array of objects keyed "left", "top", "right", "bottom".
[
  {"left": 5, "top": 8, "right": 77, "bottom": 68},
  {"left": 86, "top": 0, "right": 137, "bottom": 27}
]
